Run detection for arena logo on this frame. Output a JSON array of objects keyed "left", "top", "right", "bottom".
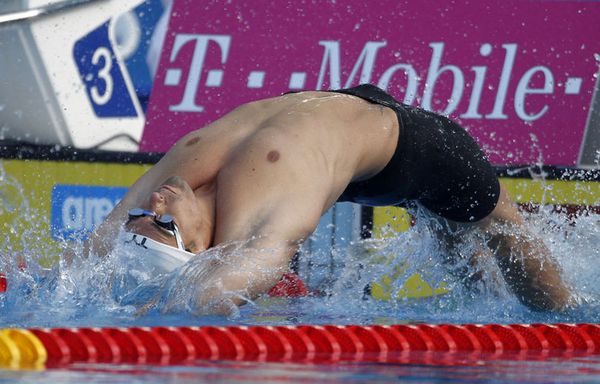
[
  {"left": 50, "top": 185, "right": 127, "bottom": 240},
  {"left": 162, "top": 34, "right": 582, "bottom": 122}
]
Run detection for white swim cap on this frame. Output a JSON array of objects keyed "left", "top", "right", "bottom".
[{"left": 124, "top": 232, "right": 195, "bottom": 273}]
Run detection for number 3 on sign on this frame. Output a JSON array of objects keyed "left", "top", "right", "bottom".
[
  {"left": 90, "top": 47, "right": 114, "bottom": 106},
  {"left": 73, "top": 21, "right": 138, "bottom": 118}
]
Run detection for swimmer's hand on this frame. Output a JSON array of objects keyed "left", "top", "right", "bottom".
[
  {"left": 129, "top": 282, "right": 242, "bottom": 318},
  {"left": 134, "top": 298, "right": 159, "bottom": 317}
]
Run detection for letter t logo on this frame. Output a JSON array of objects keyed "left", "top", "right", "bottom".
[{"left": 164, "top": 34, "right": 231, "bottom": 112}]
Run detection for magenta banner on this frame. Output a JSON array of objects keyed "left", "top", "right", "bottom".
[{"left": 142, "top": 0, "right": 600, "bottom": 166}]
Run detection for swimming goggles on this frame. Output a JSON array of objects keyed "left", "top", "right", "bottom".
[{"left": 127, "top": 208, "right": 186, "bottom": 251}]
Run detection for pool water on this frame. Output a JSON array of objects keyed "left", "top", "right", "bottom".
[
  {"left": 2, "top": 205, "right": 599, "bottom": 328},
  {"left": 4, "top": 353, "right": 600, "bottom": 383},
  {"left": 1, "top": 165, "right": 600, "bottom": 382}
]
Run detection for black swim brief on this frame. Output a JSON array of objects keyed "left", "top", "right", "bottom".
[{"left": 334, "top": 84, "right": 500, "bottom": 223}]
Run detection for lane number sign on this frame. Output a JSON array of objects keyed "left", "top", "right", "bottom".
[{"left": 73, "top": 21, "right": 138, "bottom": 117}]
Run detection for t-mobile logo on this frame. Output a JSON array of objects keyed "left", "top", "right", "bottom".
[{"left": 162, "top": 34, "right": 585, "bottom": 123}]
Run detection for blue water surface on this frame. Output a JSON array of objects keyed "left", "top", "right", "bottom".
[{"left": 1, "top": 163, "right": 600, "bottom": 382}]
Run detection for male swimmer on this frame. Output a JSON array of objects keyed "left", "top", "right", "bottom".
[{"left": 90, "top": 84, "right": 572, "bottom": 313}]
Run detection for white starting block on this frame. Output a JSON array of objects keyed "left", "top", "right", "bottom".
[{"left": 0, "top": 0, "right": 146, "bottom": 151}]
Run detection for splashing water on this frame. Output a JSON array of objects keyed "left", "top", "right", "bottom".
[
  {"left": 1, "top": 162, "right": 600, "bottom": 327},
  {"left": 317, "top": 208, "right": 600, "bottom": 325}
]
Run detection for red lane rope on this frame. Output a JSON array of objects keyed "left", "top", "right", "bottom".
[{"left": 20, "top": 323, "right": 600, "bottom": 367}]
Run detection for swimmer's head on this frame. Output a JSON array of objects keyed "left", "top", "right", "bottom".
[{"left": 124, "top": 176, "right": 213, "bottom": 254}]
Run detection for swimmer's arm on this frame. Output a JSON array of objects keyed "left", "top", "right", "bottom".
[
  {"left": 82, "top": 171, "right": 162, "bottom": 260},
  {"left": 79, "top": 107, "right": 256, "bottom": 261},
  {"left": 69, "top": 200, "right": 130, "bottom": 264},
  {"left": 189, "top": 191, "right": 321, "bottom": 316},
  {"left": 187, "top": 129, "right": 326, "bottom": 315},
  {"left": 85, "top": 107, "right": 258, "bottom": 260},
  {"left": 84, "top": 201, "right": 129, "bottom": 258},
  {"left": 481, "top": 184, "right": 572, "bottom": 311},
  {"left": 487, "top": 227, "right": 571, "bottom": 311},
  {"left": 188, "top": 196, "right": 318, "bottom": 316},
  {"left": 196, "top": 198, "right": 320, "bottom": 315},
  {"left": 86, "top": 142, "right": 210, "bottom": 260},
  {"left": 188, "top": 237, "right": 299, "bottom": 316}
]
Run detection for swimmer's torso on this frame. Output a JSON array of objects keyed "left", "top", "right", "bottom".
[{"left": 130, "top": 91, "right": 398, "bottom": 217}]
